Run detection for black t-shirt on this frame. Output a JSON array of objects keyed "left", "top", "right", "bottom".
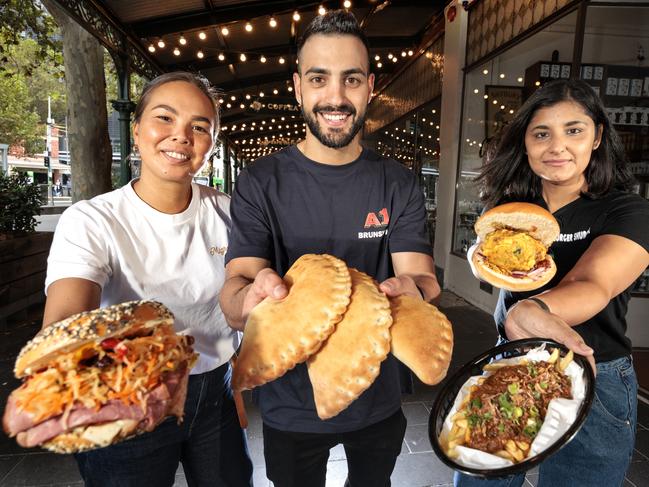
[
  {"left": 494, "top": 191, "right": 649, "bottom": 362},
  {"left": 226, "top": 145, "right": 432, "bottom": 433}
]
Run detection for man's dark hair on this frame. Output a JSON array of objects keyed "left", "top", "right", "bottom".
[
  {"left": 297, "top": 10, "right": 370, "bottom": 71},
  {"left": 477, "top": 78, "right": 634, "bottom": 208}
]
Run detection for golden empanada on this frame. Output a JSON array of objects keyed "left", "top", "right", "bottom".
[
  {"left": 232, "top": 254, "right": 352, "bottom": 391},
  {"left": 307, "top": 268, "right": 393, "bottom": 420},
  {"left": 389, "top": 295, "right": 453, "bottom": 385}
]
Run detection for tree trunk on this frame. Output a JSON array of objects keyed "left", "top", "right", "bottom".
[{"left": 42, "top": 0, "right": 112, "bottom": 202}]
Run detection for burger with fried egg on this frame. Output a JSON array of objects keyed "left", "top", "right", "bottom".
[{"left": 471, "top": 202, "right": 560, "bottom": 292}]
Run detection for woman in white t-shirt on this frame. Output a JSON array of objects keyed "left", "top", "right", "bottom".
[{"left": 43, "top": 72, "right": 253, "bottom": 487}]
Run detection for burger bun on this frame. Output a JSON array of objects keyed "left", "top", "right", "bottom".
[
  {"left": 471, "top": 249, "right": 557, "bottom": 292},
  {"left": 475, "top": 202, "right": 559, "bottom": 247},
  {"left": 472, "top": 202, "right": 560, "bottom": 292}
]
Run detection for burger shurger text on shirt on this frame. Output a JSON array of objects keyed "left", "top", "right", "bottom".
[{"left": 556, "top": 228, "right": 591, "bottom": 243}]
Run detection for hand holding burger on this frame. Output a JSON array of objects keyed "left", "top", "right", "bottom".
[
  {"left": 2, "top": 301, "right": 197, "bottom": 454},
  {"left": 470, "top": 202, "right": 560, "bottom": 292}
]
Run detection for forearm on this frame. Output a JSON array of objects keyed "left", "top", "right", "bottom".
[
  {"left": 43, "top": 278, "right": 101, "bottom": 328},
  {"left": 533, "top": 280, "right": 610, "bottom": 327},
  {"left": 220, "top": 276, "right": 254, "bottom": 331},
  {"left": 409, "top": 272, "right": 441, "bottom": 303}
]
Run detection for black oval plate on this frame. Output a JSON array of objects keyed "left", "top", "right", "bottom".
[{"left": 428, "top": 338, "right": 595, "bottom": 478}]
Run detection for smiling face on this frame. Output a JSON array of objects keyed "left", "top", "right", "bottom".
[
  {"left": 524, "top": 100, "right": 602, "bottom": 190},
  {"left": 133, "top": 81, "right": 216, "bottom": 185},
  {"left": 294, "top": 34, "right": 374, "bottom": 150}
]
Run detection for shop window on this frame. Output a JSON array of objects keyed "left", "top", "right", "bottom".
[
  {"left": 582, "top": 4, "right": 649, "bottom": 295},
  {"left": 453, "top": 11, "right": 578, "bottom": 256},
  {"left": 371, "top": 98, "right": 442, "bottom": 245}
]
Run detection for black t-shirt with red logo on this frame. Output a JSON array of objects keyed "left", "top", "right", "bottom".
[
  {"left": 226, "top": 145, "right": 432, "bottom": 433},
  {"left": 494, "top": 191, "right": 649, "bottom": 363}
]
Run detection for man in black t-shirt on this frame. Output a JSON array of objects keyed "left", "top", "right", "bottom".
[{"left": 220, "top": 10, "right": 441, "bottom": 487}]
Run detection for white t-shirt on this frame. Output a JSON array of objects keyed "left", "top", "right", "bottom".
[{"left": 45, "top": 181, "right": 238, "bottom": 374}]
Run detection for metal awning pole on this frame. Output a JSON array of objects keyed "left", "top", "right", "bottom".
[{"left": 111, "top": 52, "right": 136, "bottom": 187}]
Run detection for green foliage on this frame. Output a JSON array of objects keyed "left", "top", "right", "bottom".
[
  {"left": 0, "top": 0, "right": 60, "bottom": 77},
  {"left": 0, "top": 23, "right": 64, "bottom": 155},
  {"left": 0, "top": 73, "right": 44, "bottom": 154},
  {"left": 3, "top": 36, "right": 66, "bottom": 122},
  {"left": 0, "top": 172, "right": 43, "bottom": 236}
]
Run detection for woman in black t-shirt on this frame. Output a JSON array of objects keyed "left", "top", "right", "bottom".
[{"left": 459, "top": 79, "right": 649, "bottom": 487}]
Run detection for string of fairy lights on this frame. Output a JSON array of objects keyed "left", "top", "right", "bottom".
[
  {"left": 146, "top": 2, "right": 354, "bottom": 62},
  {"left": 143, "top": 1, "right": 413, "bottom": 83},
  {"left": 139, "top": 1, "right": 446, "bottom": 161},
  {"left": 377, "top": 106, "right": 442, "bottom": 165}
]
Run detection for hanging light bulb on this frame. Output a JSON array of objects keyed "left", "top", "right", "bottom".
[
  {"left": 407, "top": 50, "right": 413, "bottom": 56},
  {"left": 198, "top": 31, "right": 207, "bottom": 40},
  {"left": 179, "top": 35, "right": 187, "bottom": 45},
  {"left": 374, "top": 54, "right": 380, "bottom": 61},
  {"left": 293, "top": 11, "right": 301, "bottom": 21},
  {"left": 377, "top": 62, "right": 383, "bottom": 68},
  {"left": 218, "top": 53, "right": 225, "bottom": 61},
  {"left": 273, "top": 89, "right": 279, "bottom": 95},
  {"left": 279, "top": 57, "right": 285, "bottom": 64},
  {"left": 318, "top": 5, "right": 326, "bottom": 15},
  {"left": 240, "top": 53, "right": 247, "bottom": 62},
  {"left": 245, "top": 22, "right": 253, "bottom": 32},
  {"left": 197, "top": 50, "right": 204, "bottom": 59},
  {"left": 344, "top": 0, "right": 352, "bottom": 8},
  {"left": 221, "top": 26, "right": 229, "bottom": 36},
  {"left": 287, "top": 86, "right": 293, "bottom": 92},
  {"left": 269, "top": 17, "right": 277, "bottom": 28},
  {"left": 148, "top": 44, "right": 156, "bottom": 53},
  {"left": 260, "top": 55, "right": 267, "bottom": 63},
  {"left": 157, "top": 38, "right": 165, "bottom": 48},
  {"left": 173, "top": 47, "right": 181, "bottom": 56}
]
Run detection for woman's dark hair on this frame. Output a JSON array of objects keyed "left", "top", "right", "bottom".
[
  {"left": 477, "top": 78, "right": 634, "bottom": 209},
  {"left": 133, "top": 71, "right": 220, "bottom": 136},
  {"left": 297, "top": 10, "right": 370, "bottom": 71}
]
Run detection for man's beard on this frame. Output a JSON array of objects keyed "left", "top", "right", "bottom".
[{"left": 301, "top": 101, "right": 366, "bottom": 149}]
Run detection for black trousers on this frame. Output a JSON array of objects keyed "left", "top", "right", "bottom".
[{"left": 263, "top": 409, "right": 407, "bottom": 487}]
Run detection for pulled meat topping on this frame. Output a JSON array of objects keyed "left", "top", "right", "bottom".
[{"left": 465, "top": 362, "right": 571, "bottom": 454}]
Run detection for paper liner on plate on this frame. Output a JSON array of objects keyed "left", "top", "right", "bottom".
[{"left": 439, "top": 345, "right": 586, "bottom": 469}]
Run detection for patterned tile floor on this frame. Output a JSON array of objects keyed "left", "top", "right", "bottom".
[{"left": 1, "top": 292, "right": 647, "bottom": 486}]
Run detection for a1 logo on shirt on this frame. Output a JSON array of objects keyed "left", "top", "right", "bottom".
[
  {"left": 359, "top": 208, "right": 390, "bottom": 240},
  {"left": 364, "top": 208, "right": 390, "bottom": 228}
]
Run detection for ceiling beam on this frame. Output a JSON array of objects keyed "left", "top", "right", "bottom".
[
  {"left": 131, "top": 1, "right": 321, "bottom": 37},
  {"left": 130, "top": 0, "right": 440, "bottom": 37},
  {"left": 211, "top": 71, "right": 294, "bottom": 93}
]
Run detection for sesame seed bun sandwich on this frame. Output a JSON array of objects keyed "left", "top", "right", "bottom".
[
  {"left": 2, "top": 301, "right": 197, "bottom": 454},
  {"left": 471, "top": 202, "right": 560, "bottom": 292}
]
